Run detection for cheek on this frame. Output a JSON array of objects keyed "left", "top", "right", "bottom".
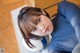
[
  {"left": 43, "top": 17, "right": 51, "bottom": 24},
  {"left": 32, "top": 30, "right": 46, "bottom": 36},
  {"left": 44, "top": 18, "right": 54, "bottom": 33},
  {"left": 35, "top": 30, "right": 45, "bottom": 36}
]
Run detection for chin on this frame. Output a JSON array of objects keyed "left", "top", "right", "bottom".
[
  {"left": 48, "top": 29, "right": 53, "bottom": 34},
  {"left": 47, "top": 31, "right": 52, "bottom": 35}
]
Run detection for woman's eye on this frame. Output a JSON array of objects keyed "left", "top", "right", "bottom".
[
  {"left": 32, "top": 28, "right": 36, "bottom": 32},
  {"left": 37, "top": 17, "right": 41, "bottom": 22}
]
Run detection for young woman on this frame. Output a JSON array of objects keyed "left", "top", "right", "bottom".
[{"left": 18, "top": 1, "right": 80, "bottom": 53}]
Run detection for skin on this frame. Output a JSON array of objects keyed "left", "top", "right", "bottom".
[{"left": 31, "top": 14, "right": 54, "bottom": 36}]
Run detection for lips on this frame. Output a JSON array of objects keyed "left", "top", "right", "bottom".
[{"left": 44, "top": 25, "right": 49, "bottom": 33}]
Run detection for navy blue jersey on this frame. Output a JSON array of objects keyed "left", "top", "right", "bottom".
[{"left": 48, "top": 1, "right": 80, "bottom": 53}]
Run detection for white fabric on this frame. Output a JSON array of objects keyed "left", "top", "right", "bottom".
[
  {"left": 22, "top": 38, "right": 43, "bottom": 52},
  {"left": 72, "top": 43, "right": 80, "bottom": 53},
  {"left": 22, "top": 34, "right": 52, "bottom": 52}
]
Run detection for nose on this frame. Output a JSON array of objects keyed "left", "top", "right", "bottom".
[{"left": 37, "top": 24, "right": 45, "bottom": 31}]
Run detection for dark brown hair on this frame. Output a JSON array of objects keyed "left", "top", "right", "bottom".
[{"left": 18, "top": 7, "right": 50, "bottom": 48}]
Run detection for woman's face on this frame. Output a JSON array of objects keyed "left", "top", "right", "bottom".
[{"left": 31, "top": 14, "right": 53, "bottom": 36}]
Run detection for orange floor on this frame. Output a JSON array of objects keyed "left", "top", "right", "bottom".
[{"left": 0, "top": 0, "right": 25, "bottom": 53}]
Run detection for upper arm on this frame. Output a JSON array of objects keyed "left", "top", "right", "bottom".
[
  {"left": 58, "top": 1, "right": 80, "bottom": 42},
  {"left": 58, "top": 1, "right": 80, "bottom": 21}
]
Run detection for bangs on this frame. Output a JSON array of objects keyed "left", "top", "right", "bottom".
[
  {"left": 22, "top": 13, "right": 40, "bottom": 34},
  {"left": 19, "top": 12, "right": 45, "bottom": 39},
  {"left": 26, "top": 15, "right": 38, "bottom": 32},
  {"left": 26, "top": 13, "right": 45, "bottom": 29}
]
